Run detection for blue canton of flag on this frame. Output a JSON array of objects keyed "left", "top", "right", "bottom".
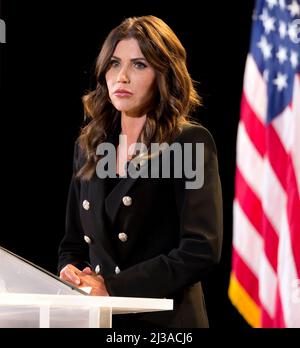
[{"left": 251, "top": 0, "right": 300, "bottom": 122}]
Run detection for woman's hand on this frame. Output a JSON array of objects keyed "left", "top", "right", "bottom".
[{"left": 60, "top": 264, "right": 109, "bottom": 296}]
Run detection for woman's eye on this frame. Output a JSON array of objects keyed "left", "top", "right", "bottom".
[
  {"left": 134, "top": 61, "right": 147, "bottom": 69},
  {"left": 110, "top": 60, "right": 120, "bottom": 68}
]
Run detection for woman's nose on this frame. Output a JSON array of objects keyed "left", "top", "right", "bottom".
[{"left": 117, "top": 67, "right": 130, "bottom": 83}]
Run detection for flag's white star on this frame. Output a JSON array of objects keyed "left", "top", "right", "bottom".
[
  {"left": 273, "top": 72, "right": 288, "bottom": 91},
  {"left": 287, "top": 0, "right": 300, "bottom": 17},
  {"left": 279, "top": 0, "right": 286, "bottom": 10},
  {"left": 279, "top": 20, "right": 287, "bottom": 39},
  {"left": 288, "top": 22, "right": 299, "bottom": 43},
  {"left": 262, "top": 12, "right": 276, "bottom": 34},
  {"left": 290, "top": 50, "right": 299, "bottom": 69},
  {"left": 259, "top": 8, "right": 269, "bottom": 22},
  {"left": 257, "top": 36, "right": 273, "bottom": 59},
  {"left": 266, "top": 0, "right": 278, "bottom": 9},
  {"left": 276, "top": 46, "right": 288, "bottom": 64},
  {"left": 263, "top": 69, "right": 270, "bottom": 82}
]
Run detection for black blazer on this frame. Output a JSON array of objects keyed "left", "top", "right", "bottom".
[{"left": 58, "top": 122, "right": 223, "bottom": 328}]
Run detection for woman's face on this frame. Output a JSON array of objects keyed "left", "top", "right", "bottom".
[{"left": 105, "top": 38, "right": 156, "bottom": 117}]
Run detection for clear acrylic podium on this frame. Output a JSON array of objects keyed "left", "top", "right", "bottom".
[{"left": 0, "top": 247, "right": 173, "bottom": 328}]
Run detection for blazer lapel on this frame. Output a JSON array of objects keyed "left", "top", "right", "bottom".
[
  {"left": 104, "top": 175, "right": 139, "bottom": 226},
  {"left": 104, "top": 141, "right": 168, "bottom": 227},
  {"left": 102, "top": 118, "right": 149, "bottom": 227}
]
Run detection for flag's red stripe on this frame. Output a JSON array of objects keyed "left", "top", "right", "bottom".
[
  {"left": 240, "top": 91, "right": 300, "bottom": 278},
  {"left": 240, "top": 92, "right": 266, "bottom": 157},
  {"left": 235, "top": 168, "right": 279, "bottom": 272},
  {"left": 285, "top": 163, "right": 300, "bottom": 278},
  {"left": 261, "top": 285, "right": 286, "bottom": 328},
  {"left": 235, "top": 168, "right": 263, "bottom": 234},
  {"left": 260, "top": 285, "right": 286, "bottom": 328},
  {"left": 232, "top": 247, "right": 260, "bottom": 306},
  {"left": 268, "top": 125, "right": 300, "bottom": 278},
  {"left": 261, "top": 306, "right": 275, "bottom": 328},
  {"left": 267, "top": 125, "right": 289, "bottom": 191},
  {"left": 273, "top": 285, "right": 286, "bottom": 328}
]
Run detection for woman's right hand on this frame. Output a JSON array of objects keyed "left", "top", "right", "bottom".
[
  {"left": 59, "top": 264, "right": 109, "bottom": 296},
  {"left": 59, "top": 264, "right": 82, "bottom": 286}
]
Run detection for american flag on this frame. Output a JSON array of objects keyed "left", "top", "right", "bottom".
[{"left": 229, "top": 0, "right": 300, "bottom": 327}]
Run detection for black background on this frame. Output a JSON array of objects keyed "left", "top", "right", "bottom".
[{"left": 0, "top": 0, "right": 255, "bottom": 328}]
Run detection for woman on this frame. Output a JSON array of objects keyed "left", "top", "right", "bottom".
[{"left": 58, "top": 15, "right": 223, "bottom": 328}]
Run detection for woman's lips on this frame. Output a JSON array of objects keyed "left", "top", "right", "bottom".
[
  {"left": 114, "top": 92, "right": 132, "bottom": 97},
  {"left": 114, "top": 89, "right": 133, "bottom": 97}
]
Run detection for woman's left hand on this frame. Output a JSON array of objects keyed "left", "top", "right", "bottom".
[{"left": 79, "top": 267, "right": 109, "bottom": 296}]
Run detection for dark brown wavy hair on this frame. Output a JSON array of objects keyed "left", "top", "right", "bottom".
[{"left": 77, "top": 15, "right": 201, "bottom": 180}]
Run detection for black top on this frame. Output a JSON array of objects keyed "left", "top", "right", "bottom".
[
  {"left": 105, "top": 121, "right": 125, "bottom": 197},
  {"left": 105, "top": 174, "right": 123, "bottom": 196}
]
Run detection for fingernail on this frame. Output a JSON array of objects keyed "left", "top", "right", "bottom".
[{"left": 75, "top": 279, "right": 80, "bottom": 285}]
